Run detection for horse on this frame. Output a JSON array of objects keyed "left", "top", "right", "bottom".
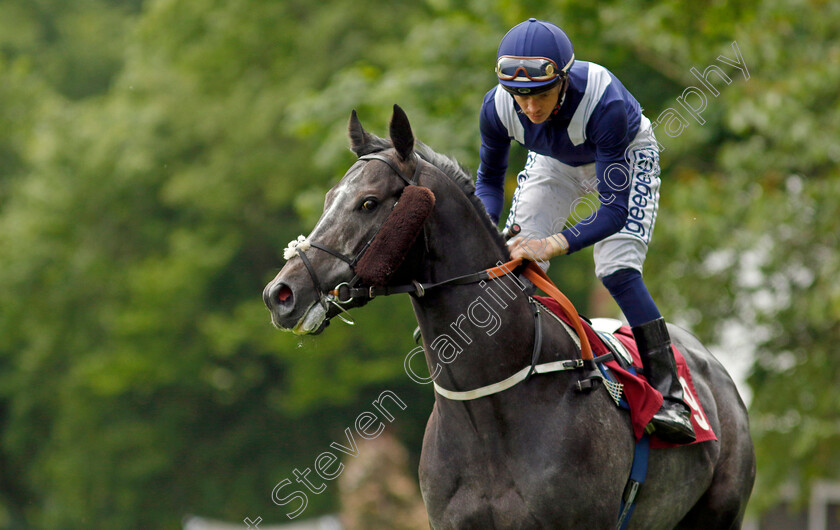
[{"left": 263, "top": 105, "right": 755, "bottom": 529}]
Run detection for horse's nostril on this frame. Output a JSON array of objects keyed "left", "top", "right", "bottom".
[
  {"left": 276, "top": 284, "right": 293, "bottom": 303},
  {"left": 265, "top": 282, "right": 294, "bottom": 310}
]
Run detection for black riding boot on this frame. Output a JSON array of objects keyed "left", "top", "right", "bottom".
[{"left": 632, "top": 318, "right": 696, "bottom": 444}]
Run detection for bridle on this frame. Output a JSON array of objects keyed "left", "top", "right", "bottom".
[{"left": 287, "top": 152, "right": 426, "bottom": 324}]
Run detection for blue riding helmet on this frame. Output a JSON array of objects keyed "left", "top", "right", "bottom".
[{"left": 496, "top": 18, "right": 575, "bottom": 96}]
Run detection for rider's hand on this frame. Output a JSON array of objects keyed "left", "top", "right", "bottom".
[{"left": 507, "top": 234, "right": 569, "bottom": 262}]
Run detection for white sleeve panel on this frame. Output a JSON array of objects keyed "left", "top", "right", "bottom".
[{"left": 493, "top": 86, "right": 525, "bottom": 144}]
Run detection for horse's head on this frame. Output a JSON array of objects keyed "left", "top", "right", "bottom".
[{"left": 263, "top": 105, "right": 437, "bottom": 334}]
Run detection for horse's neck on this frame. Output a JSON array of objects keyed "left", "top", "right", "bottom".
[
  {"left": 411, "top": 279, "right": 536, "bottom": 391},
  {"left": 410, "top": 200, "right": 541, "bottom": 394}
]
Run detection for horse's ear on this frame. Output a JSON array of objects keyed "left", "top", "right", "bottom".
[
  {"left": 348, "top": 110, "right": 370, "bottom": 156},
  {"left": 349, "top": 109, "right": 391, "bottom": 156},
  {"left": 389, "top": 104, "right": 415, "bottom": 161}
]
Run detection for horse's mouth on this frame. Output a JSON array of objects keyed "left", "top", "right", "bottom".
[{"left": 271, "top": 300, "right": 328, "bottom": 335}]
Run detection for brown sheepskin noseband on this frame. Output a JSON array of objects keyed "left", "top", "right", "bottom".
[{"left": 354, "top": 185, "right": 435, "bottom": 287}]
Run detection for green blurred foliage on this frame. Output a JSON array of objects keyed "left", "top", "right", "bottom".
[{"left": 0, "top": 0, "right": 836, "bottom": 526}]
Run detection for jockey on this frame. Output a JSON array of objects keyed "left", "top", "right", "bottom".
[{"left": 476, "top": 18, "right": 696, "bottom": 444}]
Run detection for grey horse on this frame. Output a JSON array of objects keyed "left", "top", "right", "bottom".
[{"left": 263, "top": 105, "right": 755, "bottom": 529}]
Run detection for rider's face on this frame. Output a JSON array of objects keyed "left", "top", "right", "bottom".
[{"left": 513, "top": 84, "right": 562, "bottom": 124}]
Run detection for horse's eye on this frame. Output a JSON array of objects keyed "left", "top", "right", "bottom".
[{"left": 361, "top": 198, "right": 379, "bottom": 211}]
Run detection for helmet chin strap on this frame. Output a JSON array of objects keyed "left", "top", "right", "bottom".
[{"left": 551, "top": 77, "right": 570, "bottom": 117}]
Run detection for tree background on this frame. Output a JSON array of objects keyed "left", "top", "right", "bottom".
[{"left": 0, "top": 0, "right": 836, "bottom": 527}]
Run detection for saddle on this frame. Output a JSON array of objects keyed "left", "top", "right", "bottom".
[{"left": 533, "top": 296, "right": 717, "bottom": 449}]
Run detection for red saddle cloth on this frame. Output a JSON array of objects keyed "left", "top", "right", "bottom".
[{"left": 534, "top": 296, "right": 717, "bottom": 449}]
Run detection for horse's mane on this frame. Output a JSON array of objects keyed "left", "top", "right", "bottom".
[{"left": 413, "top": 140, "right": 510, "bottom": 256}]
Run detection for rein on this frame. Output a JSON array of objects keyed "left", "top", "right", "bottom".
[
  {"left": 333, "top": 258, "right": 594, "bottom": 359},
  {"left": 430, "top": 260, "right": 598, "bottom": 400}
]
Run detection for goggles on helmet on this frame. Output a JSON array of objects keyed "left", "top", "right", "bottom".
[{"left": 496, "top": 55, "right": 574, "bottom": 82}]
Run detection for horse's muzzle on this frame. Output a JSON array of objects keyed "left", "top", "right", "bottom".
[{"left": 263, "top": 278, "right": 330, "bottom": 334}]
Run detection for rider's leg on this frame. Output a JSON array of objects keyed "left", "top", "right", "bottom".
[
  {"left": 601, "top": 268, "right": 696, "bottom": 444},
  {"left": 593, "top": 124, "right": 694, "bottom": 443}
]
